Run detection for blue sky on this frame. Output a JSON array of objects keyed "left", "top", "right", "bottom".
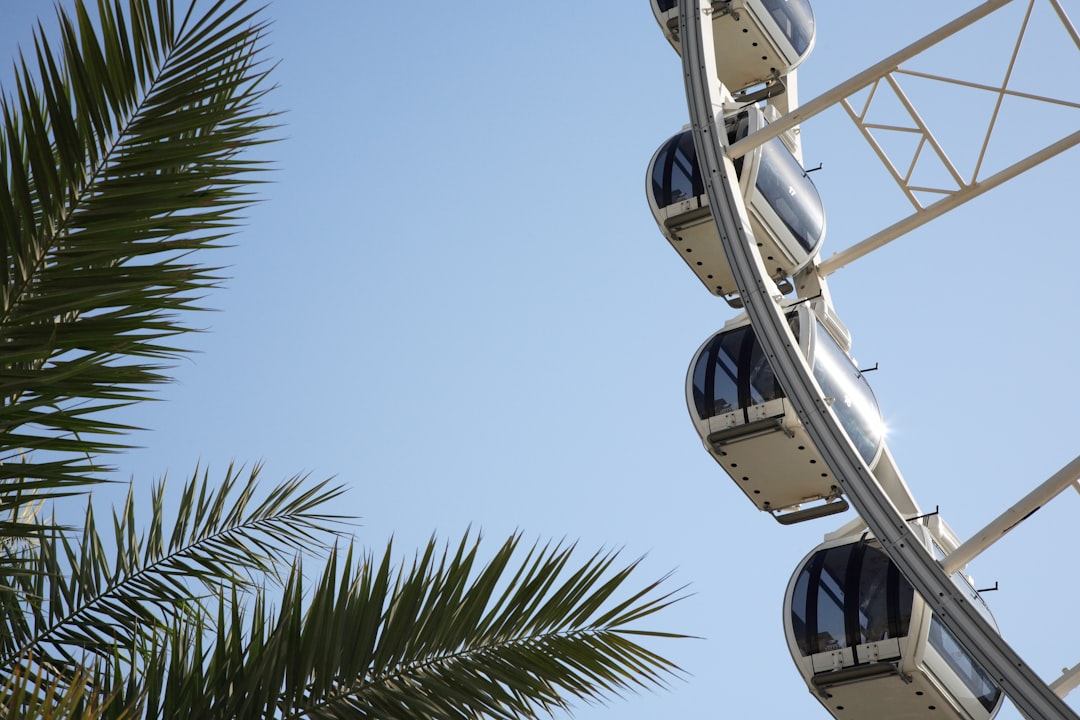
[{"left": 3, "top": 1, "right": 1080, "bottom": 718}]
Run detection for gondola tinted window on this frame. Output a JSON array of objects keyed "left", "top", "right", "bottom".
[
  {"left": 756, "top": 137, "right": 825, "bottom": 253},
  {"left": 652, "top": 131, "right": 702, "bottom": 206},
  {"left": 691, "top": 319, "right": 790, "bottom": 420},
  {"left": 761, "top": 0, "right": 815, "bottom": 55},
  {"left": 929, "top": 618, "right": 1003, "bottom": 712},
  {"left": 651, "top": 119, "right": 825, "bottom": 260},
  {"left": 857, "top": 543, "right": 908, "bottom": 645},
  {"left": 656, "top": 0, "right": 677, "bottom": 11},
  {"left": 791, "top": 543, "right": 914, "bottom": 657},
  {"left": 814, "top": 545, "right": 851, "bottom": 654},
  {"left": 691, "top": 333, "right": 739, "bottom": 419},
  {"left": 810, "top": 317, "right": 883, "bottom": 464}
]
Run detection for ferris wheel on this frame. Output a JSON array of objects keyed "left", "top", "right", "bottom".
[{"left": 644, "top": 1, "right": 1080, "bottom": 718}]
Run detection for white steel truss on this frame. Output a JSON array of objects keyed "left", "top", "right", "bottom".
[
  {"left": 675, "top": 0, "right": 1080, "bottom": 717},
  {"left": 723, "top": 0, "right": 1080, "bottom": 277}
]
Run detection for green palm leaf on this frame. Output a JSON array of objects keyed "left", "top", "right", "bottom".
[
  {"left": 0, "top": 0, "right": 277, "bottom": 513},
  {"left": 144, "top": 534, "right": 688, "bottom": 720},
  {"left": 0, "top": 464, "right": 346, "bottom": 681},
  {"left": 0, "top": 5, "right": 693, "bottom": 719}
]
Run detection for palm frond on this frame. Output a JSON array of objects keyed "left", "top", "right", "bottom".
[
  {"left": 143, "top": 534, "right": 689, "bottom": 720},
  {"left": 0, "top": 655, "right": 141, "bottom": 720},
  {"left": 0, "top": 0, "right": 277, "bottom": 511},
  {"left": 0, "top": 464, "right": 347, "bottom": 681}
]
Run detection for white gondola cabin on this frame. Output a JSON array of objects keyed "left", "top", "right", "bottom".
[
  {"left": 687, "top": 303, "right": 881, "bottom": 523},
  {"left": 784, "top": 518, "right": 1003, "bottom": 720},
  {"left": 650, "top": 0, "right": 816, "bottom": 96},
  {"left": 647, "top": 106, "right": 825, "bottom": 300}
]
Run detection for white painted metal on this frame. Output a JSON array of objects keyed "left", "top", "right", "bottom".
[
  {"left": 942, "top": 454, "right": 1080, "bottom": 575},
  {"left": 651, "top": 0, "right": 816, "bottom": 95},
  {"left": 724, "top": 0, "right": 1014, "bottom": 161},
  {"left": 817, "top": 129, "right": 1080, "bottom": 276},
  {"left": 1052, "top": 664, "right": 1080, "bottom": 699},
  {"left": 676, "top": 0, "right": 1078, "bottom": 717},
  {"left": 717, "top": 0, "right": 1080, "bottom": 277},
  {"left": 1050, "top": 0, "right": 1080, "bottom": 46}
]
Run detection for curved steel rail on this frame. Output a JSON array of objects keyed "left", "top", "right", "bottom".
[{"left": 676, "top": 1, "right": 1077, "bottom": 718}]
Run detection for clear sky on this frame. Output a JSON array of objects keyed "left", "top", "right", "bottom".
[{"left": 2, "top": 1, "right": 1080, "bottom": 718}]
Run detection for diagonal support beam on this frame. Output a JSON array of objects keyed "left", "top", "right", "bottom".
[
  {"left": 942, "top": 454, "right": 1080, "bottom": 575},
  {"left": 818, "top": 128, "right": 1080, "bottom": 276}
]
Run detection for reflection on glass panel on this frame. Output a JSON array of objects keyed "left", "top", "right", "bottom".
[
  {"left": 760, "top": 0, "right": 815, "bottom": 54},
  {"left": 929, "top": 618, "right": 1002, "bottom": 713},
  {"left": 756, "top": 138, "right": 825, "bottom": 253},
  {"left": 811, "top": 318, "right": 883, "bottom": 464}
]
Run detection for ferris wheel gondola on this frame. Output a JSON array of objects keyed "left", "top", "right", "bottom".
[
  {"left": 650, "top": 0, "right": 816, "bottom": 97},
  {"left": 784, "top": 518, "right": 1004, "bottom": 720},
  {"left": 686, "top": 303, "right": 881, "bottom": 523},
  {"left": 647, "top": 106, "right": 825, "bottom": 301}
]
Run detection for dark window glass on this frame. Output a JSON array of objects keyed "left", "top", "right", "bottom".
[
  {"left": 791, "top": 543, "right": 914, "bottom": 658},
  {"left": 810, "top": 318, "right": 884, "bottom": 464},
  {"left": 652, "top": 131, "right": 702, "bottom": 207},
  {"left": 755, "top": 138, "right": 824, "bottom": 253},
  {"left": 929, "top": 618, "right": 1002, "bottom": 712},
  {"left": 691, "top": 321, "right": 791, "bottom": 420},
  {"left": 656, "top": 0, "right": 678, "bottom": 11},
  {"left": 790, "top": 562, "right": 811, "bottom": 655},
  {"left": 745, "top": 336, "right": 783, "bottom": 405},
  {"left": 691, "top": 342, "right": 710, "bottom": 419},
  {"left": 691, "top": 334, "right": 740, "bottom": 419},
  {"left": 726, "top": 112, "right": 749, "bottom": 177},
  {"left": 813, "top": 545, "right": 852, "bottom": 654},
  {"left": 653, "top": 116, "right": 750, "bottom": 212},
  {"left": 857, "top": 546, "right": 912, "bottom": 644},
  {"left": 760, "top": 0, "right": 815, "bottom": 55},
  {"left": 713, "top": 330, "right": 744, "bottom": 414}
]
